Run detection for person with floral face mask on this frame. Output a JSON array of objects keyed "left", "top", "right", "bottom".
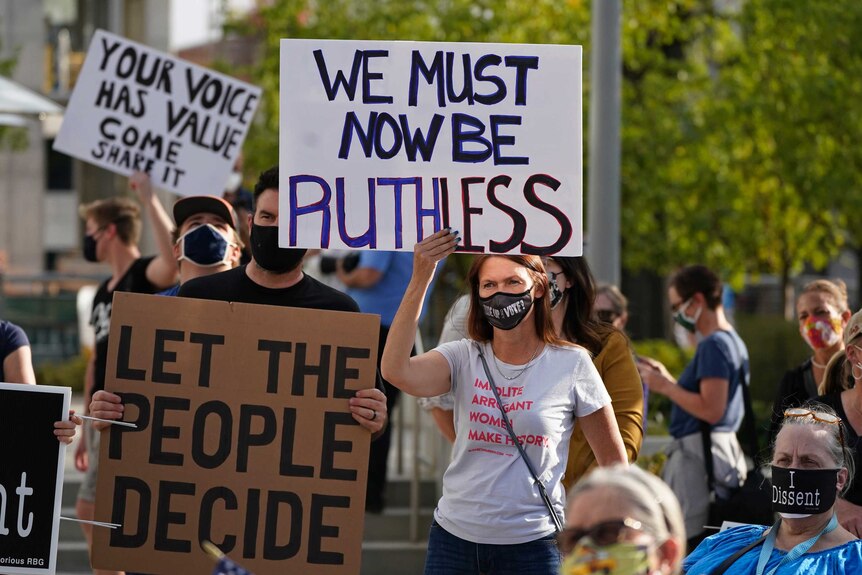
[
  {"left": 816, "top": 309, "right": 862, "bottom": 538},
  {"left": 685, "top": 402, "right": 862, "bottom": 575},
  {"left": 636, "top": 265, "right": 750, "bottom": 549},
  {"left": 382, "top": 243, "right": 627, "bottom": 575},
  {"left": 561, "top": 465, "right": 685, "bottom": 575},
  {"left": 767, "top": 280, "right": 851, "bottom": 447}
]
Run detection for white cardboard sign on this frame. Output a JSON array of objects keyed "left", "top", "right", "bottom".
[
  {"left": 54, "top": 29, "right": 261, "bottom": 196},
  {"left": 279, "top": 39, "right": 582, "bottom": 255}
]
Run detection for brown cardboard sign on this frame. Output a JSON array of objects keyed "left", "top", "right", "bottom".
[{"left": 92, "top": 292, "right": 379, "bottom": 575}]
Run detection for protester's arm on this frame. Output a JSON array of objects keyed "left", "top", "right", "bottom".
[
  {"left": 3, "top": 345, "right": 36, "bottom": 384},
  {"left": 337, "top": 252, "right": 386, "bottom": 288},
  {"left": 430, "top": 408, "right": 456, "bottom": 443},
  {"left": 54, "top": 410, "right": 83, "bottom": 444},
  {"left": 130, "top": 171, "right": 178, "bottom": 289},
  {"left": 637, "top": 356, "right": 729, "bottom": 424},
  {"left": 338, "top": 266, "right": 383, "bottom": 288},
  {"left": 836, "top": 498, "right": 862, "bottom": 538},
  {"left": 381, "top": 229, "right": 458, "bottom": 397},
  {"left": 578, "top": 405, "right": 628, "bottom": 466},
  {"left": 74, "top": 354, "right": 95, "bottom": 471}
]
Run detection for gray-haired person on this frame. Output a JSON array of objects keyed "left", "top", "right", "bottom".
[{"left": 561, "top": 464, "right": 686, "bottom": 575}]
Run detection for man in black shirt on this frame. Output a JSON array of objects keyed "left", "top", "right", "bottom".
[
  {"left": 77, "top": 171, "right": 178, "bottom": 575},
  {"left": 177, "top": 167, "right": 388, "bottom": 437}
]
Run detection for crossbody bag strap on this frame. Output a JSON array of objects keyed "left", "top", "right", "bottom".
[
  {"left": 702, "top": 331, "right": 755, "bottom": 496},
  {"left": 707, "top": 534, "right": 768, "bottom": 575},
  {"left": 476, "top": 345, "right": 564, "bottom": 533},
  {"left": 723, "top": 330, "right": 759, "bottom": 457},
  {"left": 700, "top": 420, "right": 717, "bottom": 496}
]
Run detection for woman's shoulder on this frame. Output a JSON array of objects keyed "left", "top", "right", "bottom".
[
  {"left": 434, "top": 337, "right": 475, "bottom": 352},
  {"left": 595, "top": 329, "right": 630, "bottom": 357},
  {"left": 805, "top": 537, "right": 862, "bottom": 570},
  {"left": 684, "top": 525, "right": 768, "bottom": 571},
  {"left": 547, "top": 342, "right": 591, "bottom": 360},
  {"left": 701, "top": 329, "right": 741, "bottom": 350},
  {"left": 704, "top": 524, "right": 768, "bottom": 548},
  {"left": 687, "top": 526, "right": 862, "bottom": 574}
]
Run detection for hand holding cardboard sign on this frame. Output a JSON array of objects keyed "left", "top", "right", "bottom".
[
  {"left": 349, "top": 387, "right": 387, "bottom": 435},
  {"left": 54, "top": 410, "right": 83, "bottom": 444},
  {"left": 89, "top": 390, "right": 125, "bottom": 430}
]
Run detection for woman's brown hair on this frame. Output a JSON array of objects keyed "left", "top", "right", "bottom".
[
  {"left": 549, "top": 256, "right": 616, "bottom": 355},
  {"left": 466, "top": 255, "right": 568, "bottom": 346}
]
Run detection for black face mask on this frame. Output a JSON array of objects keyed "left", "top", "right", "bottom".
[
  {"left": 480, "top": 289, "right": 534, "bottom": 330},
  {"left": 250, "top": 223, "right": 307, "bottom": 273},
  {"left": 771, "top": 466, "right": 839, "bottom": 515},
  {"left": 83, "top": 234, "right": 99, "bottom": 262},
  {"left": 547, "top": 272, "right": 565, "bottom": 309}
]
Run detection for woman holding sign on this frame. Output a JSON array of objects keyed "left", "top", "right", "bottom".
[
  {"left": 382, "top": 229, "right": 627, "bottom": 574},
  {"left": 684, "top": 402, "right": 862, "bottom": 574}
]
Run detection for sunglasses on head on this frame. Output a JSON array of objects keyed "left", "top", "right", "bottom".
[
  {"left": 556, "top": 518, "right": 648, "bottom": 555},
  {"left": 783, "top": 408, "right": 845, "bottom": 448},
  {"left": 596, "top": 309, "right": 620, "bottom": 324}
]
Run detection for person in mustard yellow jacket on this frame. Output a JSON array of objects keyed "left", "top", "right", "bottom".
[{"left": 544, "top": 257, "right": 644, "bottom": 488}]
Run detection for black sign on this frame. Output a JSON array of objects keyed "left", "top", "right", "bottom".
[{"left": 0, "top": 383, "right": 70, "bottom": 574}]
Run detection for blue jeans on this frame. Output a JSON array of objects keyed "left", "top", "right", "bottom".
[{"left": 424, "top": 520, "right": 561, "bottom": 575}]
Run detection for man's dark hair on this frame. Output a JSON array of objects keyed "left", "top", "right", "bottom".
[
  {"left": 670, "top": 264, "right": 723, "bottom": 309},
  {"left": 253, "top": 166, "right": 279, "bottom": 208}
]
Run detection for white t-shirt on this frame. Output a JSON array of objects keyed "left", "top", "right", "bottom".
[{"left": 432, "top": 339, "right": 611, "bottom": 544}]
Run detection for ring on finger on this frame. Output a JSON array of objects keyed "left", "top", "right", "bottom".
[{"left": 370, "top": 409, "right": 377, "bottom": 421}]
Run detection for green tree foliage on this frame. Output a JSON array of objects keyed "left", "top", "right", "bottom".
[
  {"left": 231, "top": 0, "right": 862, "bottom": 311},
  {"left": 622, "top": 0, "right": 862, "bottom": 312},
  {"left": 706, "top": 1, "right": 860, "bottom": 308}
]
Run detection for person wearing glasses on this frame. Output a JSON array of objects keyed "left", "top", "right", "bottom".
[
  {"left": 560, "top": 464, "right": 685, "bottom": 575},
  {"left": 594, "top": 284, "right": 630, "bottom": 330},
  {"left": 818, "top": 309, "right": 862, "bottom": 537},
  {"left": 636, "top": 264, "right": 749, "bottom": 548},
  {"left": 543, "top": 257, "right": 643, "bottom": 487},
  {"left": 382, "top": 231, "right": 628, "bottom": 574},
  {"left": 684, "top": 402, "right": 862, "bottom": 574}
]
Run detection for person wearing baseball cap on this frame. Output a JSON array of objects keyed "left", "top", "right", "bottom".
[
  {"left": 818, "top": 308, "right": 862, "bottom": 537},
  {"left": 157, "top": 195, "right": 244, "bottom": 296},
  {"left": 89, "top": 194, "right": 242, "bottom": 575}
]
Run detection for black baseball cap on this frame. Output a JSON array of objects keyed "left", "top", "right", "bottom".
[{"left": 173, "top": 195, "right": 237, "bottom": 231}]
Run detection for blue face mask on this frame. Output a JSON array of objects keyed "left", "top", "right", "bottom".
[{"left": 178, "top": 224, "right": 233, "bottom": 267}]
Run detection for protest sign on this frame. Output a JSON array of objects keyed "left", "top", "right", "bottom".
[
  {"left": 279, "top": 39, "right": 582, "bottom": 255},
  {"left": 0, "top": 383, "right": 70, "bottom": 575},
  {"left": 54, "top": 29, "right": 261, "bottom": 196},
  {"left": 92, "top": 293, "right": 379, "bottom": 575}
]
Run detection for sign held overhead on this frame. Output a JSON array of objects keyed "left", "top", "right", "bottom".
[
  {"left": 280, "top": 39, "right": 583, "bottom": 256},
  {"left": 54, "top": 29, "right": 261, "bottom": 196}
]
